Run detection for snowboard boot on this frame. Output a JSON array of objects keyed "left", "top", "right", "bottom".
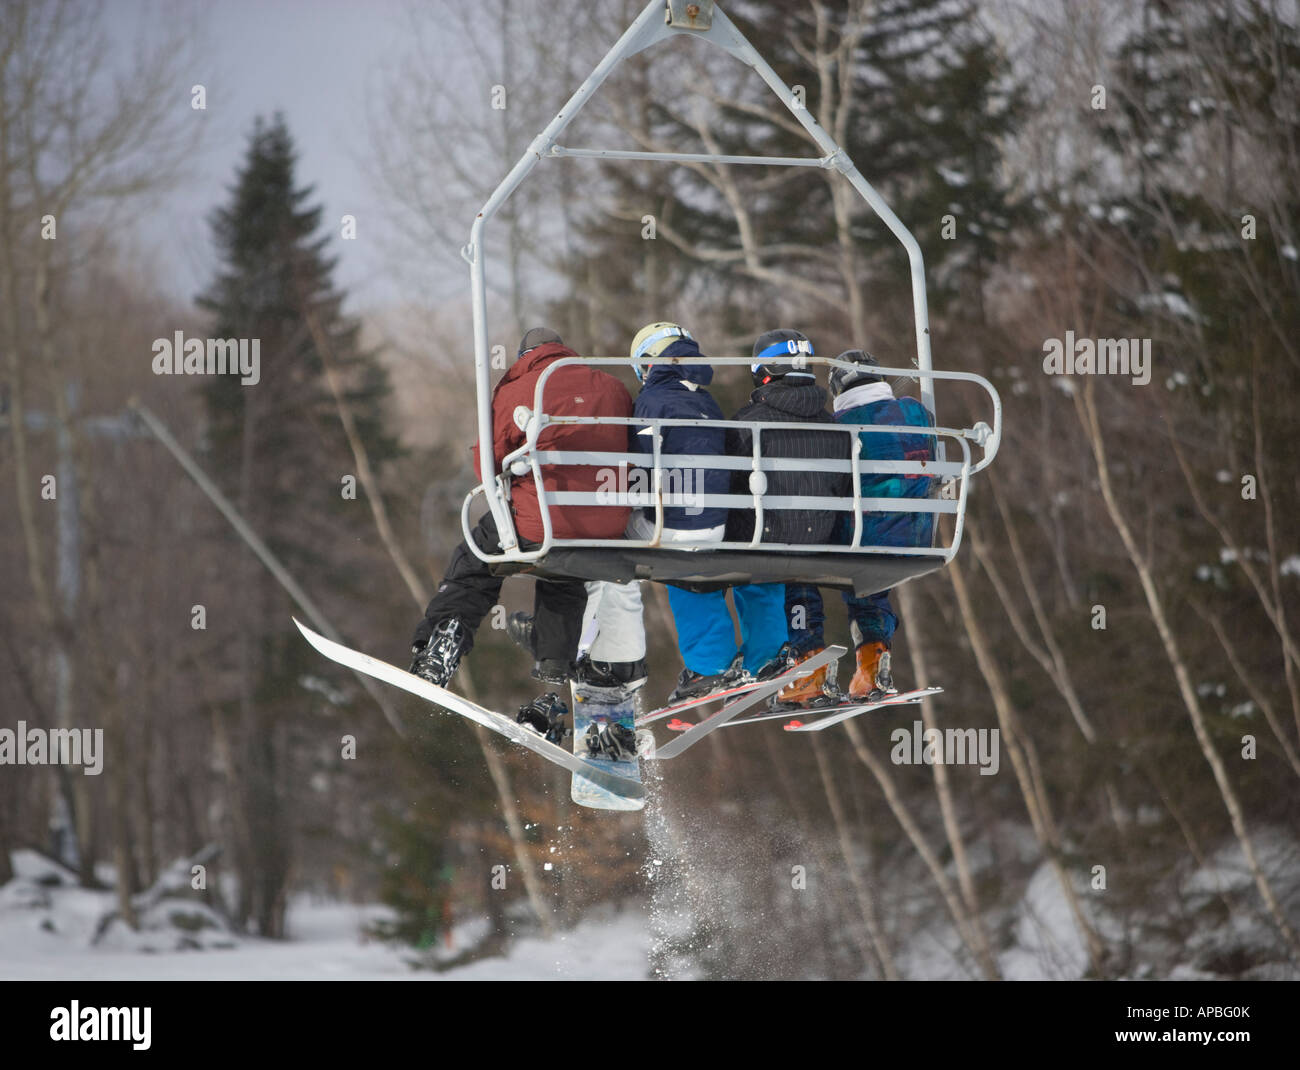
[
  {"left": 848, "top": 640, "right": 896, "bottom": 701},
  {"left": 505, "top": 612, "right": 570, "bottom": 683},
  {"left": 516, "top": 692, "right": 569, "bottom": 745},
  {"left": 575, "top": 656, "right": 648, "bottom": 692},
  {"left": 409, "top": 618, "right": 469, "bottom": 687},
  {"left": 583, "top": 720, "right": 639, "bottom": 762},
  {"left": 774, "top": 646, "right": 836, "bottom": 709}
]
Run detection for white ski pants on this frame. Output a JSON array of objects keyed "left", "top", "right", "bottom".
[{"left": 581, "top": 580, "right": 646, "bottom": 663}]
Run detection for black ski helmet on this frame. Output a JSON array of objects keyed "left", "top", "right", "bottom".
[
  {"left": 751, "top": 328, "right": 816, "bottom": 387},
  {"left": 829, "top": 349, "right": 884, "bottom": 397}
]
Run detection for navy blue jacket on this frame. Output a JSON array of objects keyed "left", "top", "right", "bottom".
[{"left": 629, "top": 341, "right": 729, "bottom": 531}]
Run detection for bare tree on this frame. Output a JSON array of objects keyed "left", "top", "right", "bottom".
[{"left": 0, "top": 0, "right": 201, "bottom": 907}]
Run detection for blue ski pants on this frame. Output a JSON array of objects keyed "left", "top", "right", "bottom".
[{"left": 668, "top": 582, "right": 788, "bottom": 675}]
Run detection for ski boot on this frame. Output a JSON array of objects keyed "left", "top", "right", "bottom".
[
  {"left": 753, "top": 643, "right": 796, "bottom": 684},
  {"left": 583, "top": 719, "right": 639, "bottom": 761},
  {"left": 772, "top": 645, "right": 838, "bottom": 710},
  {"left": 666, "top": 653, "right": 745, "bottom": 704},
  {"left": 409, "top": 618, "right": 469, "bottom": 687},
  {"left": 516, "top": 692, "right": 569, "bottom": 745},
  {"left": 848, "top": 640, "right": 896, "bottom": 701}
]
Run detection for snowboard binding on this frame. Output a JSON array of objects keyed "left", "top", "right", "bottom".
[
  {"left": 583, "top": 719, "right": 639, "bottom": 762},
  {"left": 516, "top": 692, "right": 570, "bottom": 745},
  {"left": 574, "top": 654, "right": 648, "bottom": 692},
  {"left": 409, "top": 618, "right": 469, "bottom": 687}
]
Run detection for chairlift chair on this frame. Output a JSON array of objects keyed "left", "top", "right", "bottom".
[{"left": 457, "top": 0, "right": 1002, "bottom": 598}]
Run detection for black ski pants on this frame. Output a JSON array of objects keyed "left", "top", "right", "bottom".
[{"left": 416, "top": 512, "right": 587, "bottom": 663}]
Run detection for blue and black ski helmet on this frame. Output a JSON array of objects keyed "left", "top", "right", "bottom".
[{"left": 751, "top": 329, "right": 816, "bottom": 386}]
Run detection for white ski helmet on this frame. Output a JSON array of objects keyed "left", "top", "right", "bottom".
[{"left": 630, "top": 321, "right": 692, "bottom": 381}]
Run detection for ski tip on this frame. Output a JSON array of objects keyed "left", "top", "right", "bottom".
[
  {"left": 292, "top": 617, "right": 331, "bottom": 654},
  {"left": 783, "top": 720, "right": 804, "bottom": 731}
]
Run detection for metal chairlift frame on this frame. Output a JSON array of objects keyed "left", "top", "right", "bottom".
[{"left": 458, "top": 0, "right": 1002, "bottom": 596}]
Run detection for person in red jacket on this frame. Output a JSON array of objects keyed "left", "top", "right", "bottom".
[
  {"left": 410, "top": 328, "right": 633, "bottom": 688},
  {"left": 468, "top": 330, "right": 632, "bottom": 543}
]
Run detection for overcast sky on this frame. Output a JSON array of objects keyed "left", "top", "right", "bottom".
[{"left": 114, "top": 0, "right": 415, "bottom": 309}]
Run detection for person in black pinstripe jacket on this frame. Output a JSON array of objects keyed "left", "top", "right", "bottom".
[
  {"left": 720, "top": 329, "right": 852, "bottom": 705},
  {"left": 724, "top": 329, "right": 851, "bottom": 546}
]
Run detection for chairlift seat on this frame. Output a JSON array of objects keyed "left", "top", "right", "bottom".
[{"left": 487, "top": 546, "right": 945, "bottom": 597}]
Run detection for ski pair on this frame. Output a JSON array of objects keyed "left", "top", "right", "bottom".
[
  {"left": 635, "top": 646, "right": 849, "bottom": 729},
  {"left": 715, "top": 687, "right": 945, "bottom": 732},
  {"left": 648, "top": 646, "right": 846, "bottom": 759}
]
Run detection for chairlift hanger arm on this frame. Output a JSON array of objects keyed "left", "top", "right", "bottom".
[{"left": 548, "top": 146, "right": 833, "bottom": 168}]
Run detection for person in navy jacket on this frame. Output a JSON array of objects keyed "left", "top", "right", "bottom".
[
  {"left": 627, "top": 322, "right": 765, "bottom": 702},
  {"left": 627, "top": 322, "right": 729, "bottom": 538}
]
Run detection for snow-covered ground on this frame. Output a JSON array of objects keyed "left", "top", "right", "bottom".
[
  {"left": 0, "top": 850, "right": 654, "bottom": 981},
  {"left": 1, "top": 908, "right": 655, "bottom": 981},
  {"left": 3, "top": 827, "right": 1296, "bottom": 980}
]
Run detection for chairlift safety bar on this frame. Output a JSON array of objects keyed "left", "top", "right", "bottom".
[{"left": 461, "top": 422, "right": 975, "bottom": 565}]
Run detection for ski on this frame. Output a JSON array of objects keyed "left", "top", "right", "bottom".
[
  {"left": 675, "top": 687, "right": 942, "bottom": 732},
  {"left": 649, "top": 645, "right": 845, "bottom": 760},
  {"left": 569, "top": 681, "right": 646, "bottom": 812},
  {"left": 293, "top": 619, "right": 645, "bottom": 800},
  {"left": 709, "top": 700, "right": 874, "bottom": 729},
  {"left": 775, "top": 687, "right": 943, "bottom": 732},
  {"left": 635, "top": 675, "right": 773, "bottom": 727}
]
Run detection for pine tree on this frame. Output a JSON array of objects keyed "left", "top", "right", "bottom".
[
  {"left": 195, "top": 114, "right": 398, "bottom": 938},
  {"left": 199, "top": 114, "right": 397, "bottom": 513}
]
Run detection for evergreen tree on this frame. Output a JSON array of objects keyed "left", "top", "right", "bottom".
[
  {"left": 195, "top": 114, "right": 398, "bottom": 938},
  {"left": 199, "top": 114, "right": 397, "bottom": 511}
]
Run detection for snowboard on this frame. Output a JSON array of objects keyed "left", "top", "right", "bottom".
[
  {"left": 292, "top": 619, "right": 645, "bottom": 801},
  {"left": 569, "top": 682, "right": 646, "bottom": 812}
]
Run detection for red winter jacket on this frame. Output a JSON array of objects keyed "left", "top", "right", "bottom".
[{"left": 471, "top": 342, "right": 632, "bottom": 544}]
